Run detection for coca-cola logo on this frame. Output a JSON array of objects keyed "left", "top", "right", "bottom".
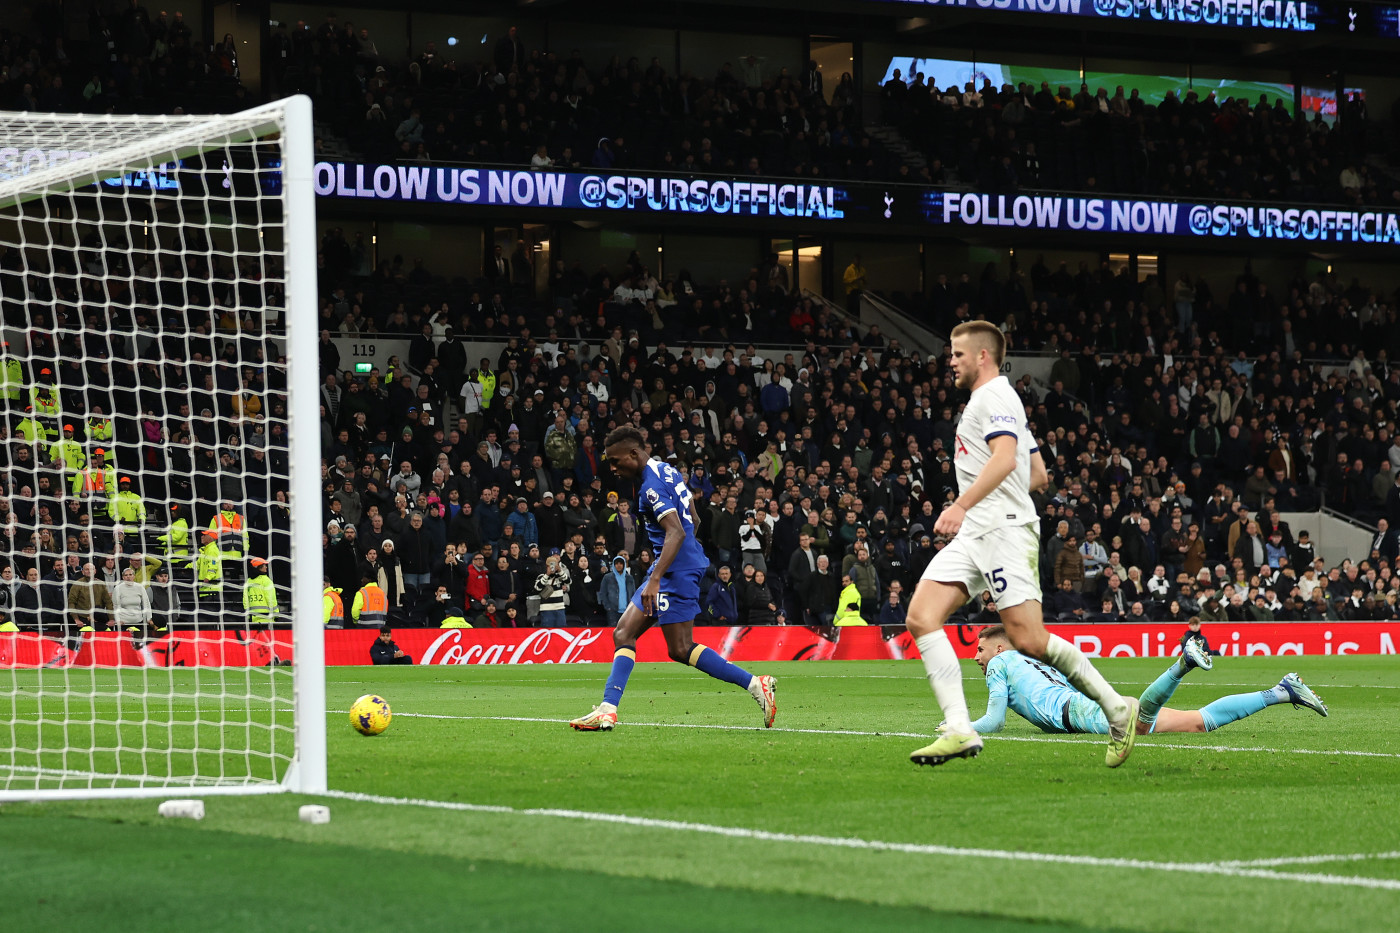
[{"left": 420, "top": 628, "right": 605, "bottom": 665}]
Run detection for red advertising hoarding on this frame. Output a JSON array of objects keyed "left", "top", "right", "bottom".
[
  {"left": 0, "top": 630, "right": 290, "bottom": 668},
  {"left": 4, "top": 621, "right": 1393, "bottom": 668}
]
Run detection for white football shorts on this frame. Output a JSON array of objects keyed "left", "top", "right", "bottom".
[{"left": 919, "top": 522, "right": 1042, "bottom": 610}]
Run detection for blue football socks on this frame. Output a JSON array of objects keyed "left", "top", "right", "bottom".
[
  {"left": 601, "top": 647, "right": 636, "bottom": 708},
  {"left": 689, "top": 645, "right": 755, "bottom": 690}
]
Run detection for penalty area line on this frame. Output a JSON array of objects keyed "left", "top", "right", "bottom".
[
  {"left": 319, "top": 788, "right": 1400, "bottom": 892},
  {"left": 373, "top": 711, "right": 1400, "bottom": 760}
]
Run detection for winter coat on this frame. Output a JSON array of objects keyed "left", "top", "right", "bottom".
[
  {"left": 738, "top": 578, "right": 776, "bottom": 625},
  {"left": 599, "top": 564, "right": 636, "bottom": 615},
  {"left": 704, "top": 579, "right": 738, "bottom": 623}
]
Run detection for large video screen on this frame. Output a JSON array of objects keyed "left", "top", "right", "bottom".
[{"left": 879, "top": 56, "right": 1362, "bottom": 122}]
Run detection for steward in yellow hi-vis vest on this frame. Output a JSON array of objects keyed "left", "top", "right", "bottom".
[
  {"left": 30, "top": 369, "right": 60, "bottom": 416},
  {"left": 87, "top": 410, "right": 114, "bottom": 444},
  {"left": 209, "top": 501, "right": 249, "bottom": 555},
  {"left": 833, "top": 581, "right": 867, "bottom": 626},
  {"left": 196, "top": 532, "right": 223, "bottom": 596},
  {"left": 49, "top": 423, "right": 86, "bottom": 472},
  {"left": 353, "top": 580, "right": 388, "bottom": 626},
  {"left": 439, "top": 607, "right": 472, "bottom": 628},
  {"left": 71, "top": 448, "right": 117, "bottom": 499},
  {"left": 107, "top": 476, "right": 147, "bottom": 531},
  {"left": 0, "top": 345, "right": 22, "bottom": 404},
  {"left": 16, "top": 408, "right": 52, "bottom": 445},
  {"left": 157, "top": 504, "right": 192, "bottom": 568},
  {"left": 323, "top": 582, "right": 345, "bottom": 628},
  {"left": 243, "top": 558, "right": 279, "bottom": 625}
]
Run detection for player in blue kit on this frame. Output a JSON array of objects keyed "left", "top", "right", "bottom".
[
  {"left": 569, "top": 426, "right": 776, "bottom": 731},
  {"left": 970, "top": 624, "right": 1328, "bottom": 736}
]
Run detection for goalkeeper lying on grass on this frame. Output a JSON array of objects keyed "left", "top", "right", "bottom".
[{"left": 970, "top": 624, "right": 1328, "bottom": 735}]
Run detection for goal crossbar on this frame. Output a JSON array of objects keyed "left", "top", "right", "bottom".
[{"left": 0, "top": 99, "right": 293, "bottom": 209}]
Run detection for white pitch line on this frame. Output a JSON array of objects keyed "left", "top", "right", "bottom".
[
  {"left": 3, "top": 762, "right": 272, "bottom": 787},
  {"left": 1219, "top": 851, "right": 1400, "bottom": 868},
  {"left": 320, "top": 788, "right": 1400, "bottom": 892},
  {"left": 319, "top": 673, "right": 1400, "bottom": 689},
  {"left": 376, "top": 711, "right": 1400, "bottom": 759}
]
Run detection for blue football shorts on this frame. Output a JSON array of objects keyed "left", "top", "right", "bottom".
[{"left": 630, "top": 566, "right": 704, "bottom": 625}]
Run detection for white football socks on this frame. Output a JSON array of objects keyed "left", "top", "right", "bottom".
[
  {"left": 916, "top": 630, "right": 972, "bottom": 733},
  {"left": 1043, "top": 634, "right": 1128, "bottom": 721}
]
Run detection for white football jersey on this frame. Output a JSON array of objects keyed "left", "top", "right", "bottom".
[{"left": 952, "top": 375, "right": 1037, "bottom": 538}]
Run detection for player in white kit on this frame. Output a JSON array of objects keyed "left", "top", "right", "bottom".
[{"left": 906, "top": 321, "right": 1140, "bottom": 768}]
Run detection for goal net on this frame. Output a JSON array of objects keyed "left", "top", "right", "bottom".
[{"left": 0, "top": 97, "right": 324, "bottom": 799}]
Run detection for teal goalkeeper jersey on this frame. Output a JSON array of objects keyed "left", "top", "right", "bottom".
[{"left": 972, "top": 650, "right": 1086, "bottom": 734}]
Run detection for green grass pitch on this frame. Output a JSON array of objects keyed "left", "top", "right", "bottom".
[{"left": 4, "top": 656, "right": 1399, "bottom": 933}]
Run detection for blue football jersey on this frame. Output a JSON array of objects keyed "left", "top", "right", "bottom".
[
  {"left": 971, "top": 650, "right": 1079, "bottom": 734},
  {"left": 637, "top": 458, "right": 710, "bottom": 575}
]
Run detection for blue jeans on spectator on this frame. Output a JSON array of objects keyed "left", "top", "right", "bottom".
[
  {"left": 403, "top": 572, "right": 431, "bottom": 590},
  {"left": 539, "top": 609, "right": 567, "bottom": 627},
  {"left": 1175, "top": 300, "right": 1193, "bottom": 334}
]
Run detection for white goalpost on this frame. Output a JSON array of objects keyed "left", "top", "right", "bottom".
[{"left": 0, "top": 96, "right": 324, "bottom": 799}]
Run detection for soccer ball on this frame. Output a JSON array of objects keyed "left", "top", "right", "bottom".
[{"left": 349, "top": 694, "right": 392, "bottom": 736}]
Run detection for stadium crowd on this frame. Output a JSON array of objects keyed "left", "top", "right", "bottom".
[
  {"left": 882, "top": 74, "right": 1391, "bottom": 205},
  {"left": 4, "top": 9, "right": 1395, "bottom": 205},
  {"left": 306, "top": 240, "right": 1400, "bottom": 630},
  {"left": 6, "top": 234, "right": 1398, "bottom": 638},
  {"left": 273, "top": 16, "right": 1395, "bottom": 203},
  {"left": 0, "top": 7, "right": 252, "bottom": 117},
  {"left": 281, "top": 18, "right": 899, "bottom": 181}
]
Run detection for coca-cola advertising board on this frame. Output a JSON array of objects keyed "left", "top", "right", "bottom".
[{"left": 2, "top": 622, "right": 1395, "bottom": 668}]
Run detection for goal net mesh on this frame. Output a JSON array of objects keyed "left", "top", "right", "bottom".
[{"left": 0, "top": 101, "right": 319, "bottom": 797}]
